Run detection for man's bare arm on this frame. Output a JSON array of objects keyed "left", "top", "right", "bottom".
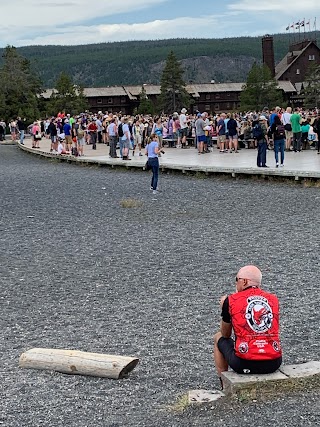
[{"left": 220, "top": 320, "right": 232, "bottom": 338}]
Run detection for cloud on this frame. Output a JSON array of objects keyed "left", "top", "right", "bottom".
[
  {"left": 0, "top": 0, "right": 169, "bottom": 46},
  {"left": 14, "top": 15, "right": 251, "bottom": 46},
  {"left": 228, "top": 0, "right": 318, "bottom": 13}
]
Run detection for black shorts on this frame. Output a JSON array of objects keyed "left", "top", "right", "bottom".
[
  {"left": 180, "top": 128, "right": 188, "bottom": 138},
  {"left": 218, "top": 337, "right": 282, "bottom": 374}
]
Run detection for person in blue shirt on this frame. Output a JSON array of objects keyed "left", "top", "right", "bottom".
[{"left": 145, "top": 133, "right": 160, "bottom": 194}]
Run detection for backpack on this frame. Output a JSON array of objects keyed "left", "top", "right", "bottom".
[
  {"left": 118, "top": 123, "right": 124, "bottom": 137},
  {"left": 71, "top": 146, "right": 78, "bottom": 157},
  {"left": 276, "top": 124, "right": 285, "bottom": 138},
  {"left": 252, "top": 123, "right": 264, "bottom": 140},
  {"left": 77, "top": 128, "right": 85, "bottom": 138}
]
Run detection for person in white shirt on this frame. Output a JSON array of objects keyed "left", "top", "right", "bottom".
[
  {"left": 58, "top": 141, "right": 68, "bottom": 155},
  {"left": 179, "top": 108, "right": 188, "bottom": 148},
  {"left": 121, "top": 118, "right": 131, "bottom": 160},
  {"left": 281, "top": 107, "right": 293, "bottom": 151},
  {"left": 107, "top": 118, "right": 118, "bottom": 158}
]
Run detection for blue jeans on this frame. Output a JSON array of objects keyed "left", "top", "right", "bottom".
[
  {"left": 19, "top": 130, "right": 24, "bottom": 144},
  {"left": 119, "top": 138, "right": 124, "bottom": 157},
  {"left": 149, "top": 157, "right": 159, "bottom": 190},
  {"left": 257, "top": 140, "right": 267, "bottom": 167},
  {"left": 274, "top": 139, "right": 285, "bottom": 165}
]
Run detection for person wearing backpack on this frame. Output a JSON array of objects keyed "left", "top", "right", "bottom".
[
  {"left": 254, "top": 116, "right": 268, "bottom": 167},
  {"left": 271, "top": 115, "right": 285, "bottom": 167}
]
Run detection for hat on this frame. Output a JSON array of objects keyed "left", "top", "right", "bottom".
[
  {"left": 197, "top": 113, "right": 201, "bottom": 117},
  {"left": 181, "top": 108, "right": 187, "bottom": 114},
  {"left": 259, "top": 115, "right": 267, "bottom": 121}
]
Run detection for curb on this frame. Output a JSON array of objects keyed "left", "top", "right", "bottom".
[{"left": 16, "top": 142, "right": 320, "bottom": 183}]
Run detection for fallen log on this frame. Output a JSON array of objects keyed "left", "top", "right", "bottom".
[{"left": 19, "top": 348, "right": 139, "bottom": 379}]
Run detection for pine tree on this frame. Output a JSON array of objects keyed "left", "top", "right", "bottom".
[
  {"left": 304, "top": 63, "right": 320, "bottom": 109},
  {"left": 46, "top": 72, "right": 89, "bottom": 116},
  {"left": 240, "top": 63, "right": 283, "bottom": 111},
  {"left": 0, "top": 46, "right": 42, "bottom": 122},
  {"left": 137, "top": 85, "right": 154, "bottom": 114},
  {"left": 159, "top": 51, "right": 191, "bottom": 113}
]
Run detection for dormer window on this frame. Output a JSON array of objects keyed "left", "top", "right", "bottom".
[
  {"left": 309, "top": 55, "right": 315, "bottom": 60},
  {"left": 296, "top": 69, "right": 300, "bottom": 75}
]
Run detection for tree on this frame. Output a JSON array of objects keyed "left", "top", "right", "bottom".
[
  {"left": 0, "top": 46, "right": 42, "bottom": 122},
  {"left": 240, "top": 63, "right": 283, "bottom": 111},
  {"left": 159, "top": 51, "right": 191, "bottom": 113},
  {"left": 46, "top": 72, "right": 89, "bottom": 116},
  {"left": 137, "top": 85, "right": 154, "bottom": 114},
  {"left": 304, "top": 63, "right": 320, "bottom": 109}
]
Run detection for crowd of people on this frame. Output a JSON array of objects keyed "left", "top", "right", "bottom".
[{"left": 4, "top": 106, "right": 320, "bottom": 170}]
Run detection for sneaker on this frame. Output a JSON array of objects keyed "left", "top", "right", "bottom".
[
  {"left": 280, "top": 164, "right": 284, "bottom": 167},
  {"left": 150, "top": 187, "right": 153, "bottom": 191},
  {"left": 139, "top": 152, "right": 143, "bottom": 156},
  {"left": 276, "top": 163, "right": 279, "bottom": 168},
  {"left": 152, "top": 190, "right": 158, "bottom": 195}
]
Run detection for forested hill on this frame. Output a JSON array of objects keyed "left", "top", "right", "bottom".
[{"left": 1, "top": 33, "right": 318, "bottom": 88}]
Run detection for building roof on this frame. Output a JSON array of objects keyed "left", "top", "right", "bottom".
[
  {"left": 187, "top": 83, "right": 245, "bottom": 93},
  {"left": 277, "top": 81, "right": 296, "bottom": 93},
  {"left": 40, "top": 80, "right": 296, "bottom": 100},
  {"left": 124, "top": 85, "right": 161, "bottom": 97},
  {"left": 83, "top": 87, "right": 127, "bottom": 97}
]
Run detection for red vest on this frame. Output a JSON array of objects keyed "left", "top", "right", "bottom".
[{"left": 228, "top": 287, "right": 282, "bottom": 361}]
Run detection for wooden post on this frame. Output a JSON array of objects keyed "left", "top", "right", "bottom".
[{"left": 19, "top": 348, "right": 139, "bottom": 379}]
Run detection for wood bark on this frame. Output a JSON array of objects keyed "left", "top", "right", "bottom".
[{"left": 19, "top": 348, "right": 139, "bottom": 379}]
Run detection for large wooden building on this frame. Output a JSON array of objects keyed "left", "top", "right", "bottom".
[{"left": 42, "top": 81, "right": 296, "bottom": 115}]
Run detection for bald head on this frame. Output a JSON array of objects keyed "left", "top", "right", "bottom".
[{"left": 236, "top": 265, "right": 262, "bottom": 291}]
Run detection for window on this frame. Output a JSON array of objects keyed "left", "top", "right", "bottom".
[
  {"left": 97, "top": 98, "right": 102, "bottom": 104},
  {"left": 296, "top": 69, "right": 300, "bottom": 75},
  {"left": 108, "top": 98, "right": 113, "bottom": 104},
  {"left": 215, "top": 94, "right": 220, "bottom": 99},
  {"left": 214, "top": 104, "right": 220, "bottom": 110},
  {"left": 205, "top": 104, "right": 210, "bottom": 111},
  {"left": 309, "top": 55, "right": 315, "bottom": 61},
  {"left": 226, "top": 103, "right": 230, "bottom": 109},
  {"left": 227, "top": 93, "right": 231, "bottom": 97},
  {"left": 205, "top": 94, "right": 211, "bottom": 100},
  {"left": 121, "top": 97, "right": 126, "bottom": 103}
]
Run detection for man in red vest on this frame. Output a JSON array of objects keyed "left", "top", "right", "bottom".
[{"left": 213, "top": 265, "right": 282, "bottom": 387}]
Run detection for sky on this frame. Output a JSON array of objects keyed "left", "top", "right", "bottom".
[{"left": 1, "top": 0, "right": 319, "bottom": 47}]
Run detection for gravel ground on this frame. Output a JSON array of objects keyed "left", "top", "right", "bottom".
[{"left": 0, "top": 145, "right": 319, "bottom": 427}]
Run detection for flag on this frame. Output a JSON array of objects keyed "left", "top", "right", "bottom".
[
  {"left": 286, "top": 25, "right": 289, "bottom": 31},
  {"left": 295, "top": 21, "right": 300, "bottom": 26},
  {"left": 300, "top": 20, "right": 304, "bottom": 26},
  {"left": 306, "top": 20, "right": 310, "bottom": 25},
  {"left": 290, "top": 23, "right": 294, "bottom": 28}
]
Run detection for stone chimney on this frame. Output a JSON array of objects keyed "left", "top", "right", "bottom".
[{"left": 262, "top": 35, "right": 275, "bottom": 77}]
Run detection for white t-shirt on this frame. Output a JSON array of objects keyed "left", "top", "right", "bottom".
[
  {"left": 179, "top": 114, "right": 188, "bottom": 129},
  {"left": 282, "top": 112, "right": 292, "bottom": 125},
  {"left": 121, "top": 123, "right": 130, "bottom": 140},
  {"left": 58, "top": 143, "right": 64, "bottom": 154}
]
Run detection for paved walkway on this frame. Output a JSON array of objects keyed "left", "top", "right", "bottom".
[{"left": 18, "top": 137, "right": 320, "bottom": 179}]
